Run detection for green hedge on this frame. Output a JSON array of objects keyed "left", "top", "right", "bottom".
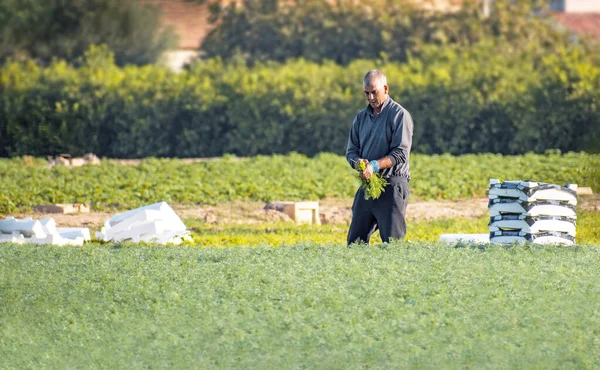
[{"left": 1, "top": 44, "right": 599, "bottom": 158}]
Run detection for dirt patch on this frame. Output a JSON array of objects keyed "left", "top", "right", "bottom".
[
  {"left": 9, "top": 198, "right": 488, "bottom": 231},
  {"left": 319, "top": 198, "right": 489, "bottom": 223},
  {"left": 175, "top": 201, "right": 293, "bottom": 224},
  {"left": 9, "top": 195, "right": 597, "bottom": 231}
]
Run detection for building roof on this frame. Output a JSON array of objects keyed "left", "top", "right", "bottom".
[{"left": 552, "top": 12, "right": 600, "bottom": 41}]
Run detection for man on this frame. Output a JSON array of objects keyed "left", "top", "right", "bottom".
[{"left": 346, "top": 70, "right": 414, "bottom": 244}]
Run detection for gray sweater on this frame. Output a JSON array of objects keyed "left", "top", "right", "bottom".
[{"left": 345, "top": 97, "right": 413, "bottom": 180}]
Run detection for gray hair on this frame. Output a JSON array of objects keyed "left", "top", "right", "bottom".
[{"left": 363, "top": 70, "right": 387, "bottom": 87}]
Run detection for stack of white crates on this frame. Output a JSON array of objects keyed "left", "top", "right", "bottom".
[{"left": 488, "top": 179, "right": 577, "bottom": 245}]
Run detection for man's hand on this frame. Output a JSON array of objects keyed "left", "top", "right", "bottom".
[
  {"left": 358, "top": 159, "right": 374, "bottom": 180},
  {"left": 361, "top": 164, "right": 374, "bottom": 180},
  {"left": 354, "top": 158, "right": 368, "bottom": 171}
]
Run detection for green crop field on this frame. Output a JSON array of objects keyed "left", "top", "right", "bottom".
[
  {"left": 1, "top": 152, "right": 599, "bottom": 367},
  {"left": 1, "top": 152, "right": 598, "bottom": 213},
  {"left": 2, "top": 243, "right": 600, "bottom": 368}
]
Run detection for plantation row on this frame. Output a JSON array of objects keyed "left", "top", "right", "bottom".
[
  {"left": 1, "top": 43, "right": 599, "bottom": 159},
  {"left": 0, "top": 152, "right": 597, "bottom": 214}
]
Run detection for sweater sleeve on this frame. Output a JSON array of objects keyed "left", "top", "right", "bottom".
[
  {"left": 345, "top": 115, "right": 361, "bottom": 169},
  {"left": 387, "top": 109, "right": 413, "bottom": 166}
]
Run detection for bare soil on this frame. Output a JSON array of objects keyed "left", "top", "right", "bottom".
[
  {"left": 11, "top": 198, "right": 489, "bottom": 231},
  {"left": 11, "top": 195, "right": 598, "bottom": 232}
]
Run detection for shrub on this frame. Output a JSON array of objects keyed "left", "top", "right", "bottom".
[{"left": 0, "top": 43, "right": 598, "bottom": 158}]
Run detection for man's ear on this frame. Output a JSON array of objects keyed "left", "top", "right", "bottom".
[{"left": 384, "top": 84, "right": 389, "bottom": 94}]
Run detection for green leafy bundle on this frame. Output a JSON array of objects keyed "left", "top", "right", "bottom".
[{"left": 356, "top": 161, "right": 387, "bottom": 200}]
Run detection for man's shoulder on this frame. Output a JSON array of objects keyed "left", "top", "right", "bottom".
[
  {"left": 356, "top": 106, "right": 370, "bottom": 116},
  {"left": 353, "top": 107, "right": 370, "bottom": 122},
  {"left": 387, "top": 98, "right": 409, "bottom": 115}
]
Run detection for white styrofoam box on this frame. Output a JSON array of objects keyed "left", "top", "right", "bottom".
[
  {"left": 531, "top": 235, "right": 576, "bottom": 246},
  {"left": 489, "top": 222, "right": 576, "bottom": 236},
  {"left": 30, "top": 233, "right": 66, "bottom": 245},
  {"left": 40, "top": 217, "right": 58, "bottom": 236},
  {"left": 489, "top": 179, "right": 577, "bottom": 191},
  {"left": 0, "top": 234, "right": 26, "bottom": 244},
  {"left": 439, "top": 234, "right": 490, "bottom": 243},
  {"left": 109, "top": 220, "right": 168, "bottom": 242},
  {"left": 56, "top": 228, "right": 91, "bottom": 241},
  {"left": 488, "top": 189, "right": 577, "bottom": 205},
  {"left": 488, "top": 179, "right": 577, "bottom": 205},
  {"left": 0, "top": 217, "right": 89, "bottom": 245},
  {"left": 490, "top": 230, "right": 575, "bottom": 246},
  {"left": 103, "top": 210, "right": 184, "bottom": 241},
  {"left": 0, "top": 217, "right": 47, "bottom": 238},
  {"left": 488, "top": 198, "right": 577, "bottom": 218},
  {"left": 106, "top": 202, "right": 186, "bottom": 229},
  {"left": 490, "top": 235, "right": 528, "bottom": 244},
  {"left": 104, "top": 210, "right": 164, "bottom": 236},
  {"left": 489, "top": 215, "right": 576, "bottom": 236},
  {"left": 97, "top": 202, "right": 188, "bottom": 244},
  {"left": 265, "top": 201, "right": 320, "bottom": 224}
]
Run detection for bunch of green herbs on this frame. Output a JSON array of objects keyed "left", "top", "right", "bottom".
[{"left": 356, "top": 160, "right": 387, "bottom": 200}]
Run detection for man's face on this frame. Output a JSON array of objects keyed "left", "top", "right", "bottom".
[{"left": 364, "top": 82, "right": 388, "bottom": 111}]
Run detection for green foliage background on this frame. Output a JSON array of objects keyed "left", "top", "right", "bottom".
[
  {"left": 1, "top": 43, "right": 599, "bottom": 158},
  {"left": 0, "top": 0, "right": 177, "bottom": 66}
]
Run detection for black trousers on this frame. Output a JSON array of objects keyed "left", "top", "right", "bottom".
[{"left": 347, "top": 177, "right": 410, "bottom": 244}]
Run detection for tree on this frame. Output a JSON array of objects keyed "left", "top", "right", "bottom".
[
  {"left": 188, "top": 0, "right": 582, "bottom": 65},
  {"left": 0, "top": 0, "right": 178, "bottom": 66}
]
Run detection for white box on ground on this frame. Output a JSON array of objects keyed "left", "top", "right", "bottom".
[
  {"left": 265, "top": 201, "right": 320, "bottom": 224},
  {"left": 0, "top": 217, "right": 89, "bottom": 246},
  {"left": 56, "top": 228, "right": 92, "bottom": 241},
  {"left": 40, "top": 217, "right": 58, "bottom": 236},
  {"left": 97, "top": 202, "right": 189, "bottom": 244},
  {"left": 489, "top": 219, "right": 576, "bottom": 236},
  {"left": 490, "top": 232, "right": 575, "bottom": 246},
  {"left": 488, "top": 180, "right": 578, "bottom": 205},
  {"left": 488, "top": 201, "right": 577, "bottom": 218},
  {"left": 439, "top": 234, "right": 490, "bottom": 243},
  {"left": 0, "top": 217, "right": 47, "bottom": 238},
  {"left": 103, "top": 210, "right": 185, "bottom": 241},
  {"left": 110, "top": 220, "right": 167, "bottom": 242},
  {"left": 107, "top": 202, "right": 186, "bottom": 229}
]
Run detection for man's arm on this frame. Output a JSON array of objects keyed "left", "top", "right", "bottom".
[
  {"left": 386, "top": 109, "right": 413, "bottom": 166},
  {"left": 361, "top": 156, "right": 392, "bottom": 180},
  {"left": 345, "top": 116, "right": 362, "bottom": 169}
]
